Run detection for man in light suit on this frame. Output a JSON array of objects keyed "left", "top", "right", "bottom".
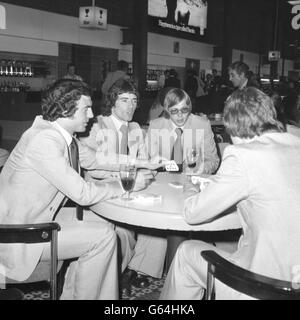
[
  {"left": 228, "top": 61, "right": 249, "bottom": 90},
  {"left": 143, "top": 88, "right": 219, "bottom": 281},
  {"left": 160, "top": 87, "right": 300, "bottom": 300},
  {"left": 147, "top": 88, "right": 219, "bottom": 174},
  {"left": 101, "top": 60, "right": 130, "bottom": 99},
  {"left": 80, "top": 78, "right": 160, "bottom": 296},
  {"left": 0, "top": 79, "right": 149, "bottom": 300}
]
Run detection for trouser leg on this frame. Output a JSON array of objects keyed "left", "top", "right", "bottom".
[
  {"left": 41, "top": 209, "right": 118, "bottom": 300},
  {"left": 160, "top": 240, "right": 233, "bottom": 300},
  {"left": 115, "top": 226, "right": 136, "bottom": 273},
  {"left": 128, "top": 235, "right": 167, "bottom": 278},
  {"left": 82, "top": 210, "right": 136, "bottom": 273}
]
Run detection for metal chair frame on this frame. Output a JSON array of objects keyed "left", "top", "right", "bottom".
[
  {"left": 0, "top": 222, "right": 61, "bottom": 300},
  {"left": 201, "top": 250, "right": 300, "bottom": 300}
]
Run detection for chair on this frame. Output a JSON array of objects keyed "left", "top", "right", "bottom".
[
  {"left": 201, "top": 250, "right": 300, "bottom": 300},
  {"left": 0, "top": 222, "right": 61, "bottom": 300}
]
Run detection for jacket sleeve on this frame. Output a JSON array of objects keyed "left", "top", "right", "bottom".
[
  {"left": 202, "top": 118, "right": 220, "bottom": 174},
  {"left": 79, "top": 121, "right": 122, "bottom": 172},
  {"left": 27, "top": 130, "right": 122, "bottom": 206},
  {"left": 101, "top": 73, "right": 112, "bottom": 95},
  {"left": 183, "top": 146, "right": 248, "bottom": 224}
]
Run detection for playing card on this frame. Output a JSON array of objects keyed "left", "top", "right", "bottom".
[{"left": 165, "top": 160, "right": 179, "bottom": 172}]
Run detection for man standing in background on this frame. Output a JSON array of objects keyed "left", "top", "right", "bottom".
[
  {"left": 101, "top": 60, "right": 130, "bottom": 98},
  {"left": 63, "top": 63, "right": 83, "bottom": 81}
]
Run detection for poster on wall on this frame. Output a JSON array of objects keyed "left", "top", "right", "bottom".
[{"left": 148, "top": 0, "right": 208, "bottom": 39}]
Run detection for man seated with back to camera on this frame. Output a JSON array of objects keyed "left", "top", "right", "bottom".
[
  {"left": 80, "top": 78, "right": 163, "bottom": 296},
  {"left": 160, "top": 87, "right": 300, "bottom": 300},
  {"left": 0, "top": 79, "right": 151, "bottom": 300}
]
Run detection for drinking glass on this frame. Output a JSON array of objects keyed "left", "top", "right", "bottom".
[
  {"left": 119, "top": 164, "right": 137, "bottom": 201},
  {"left": 185, "top": 147, "right": 201, "bottom": 177}
]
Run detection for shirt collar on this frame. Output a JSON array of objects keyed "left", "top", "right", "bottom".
[
  {"left": 239, "top": 78, "right": 248, "bottom": 90},
  {"left": 110, "top": 114, "right": 128, "bottom": 131},
  {"left": 51, "top": 121, "right": 73, "bottom": 146},
  {"left": 170, "top": 120, "right": 185, "bottom": 132}
]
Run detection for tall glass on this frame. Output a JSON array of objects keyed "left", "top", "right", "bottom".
[
  {"left": 119, "top": 164, "right": 137, "bottom": 201},
  {"left": 185, "top": 147, "right": 201, "bottom": 177}
]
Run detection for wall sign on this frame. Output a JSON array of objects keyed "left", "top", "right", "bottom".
[
  {"left": 148, "top": 0, "right": 208, "bottom": 39},
  {"left": 79, "top": 6, "right": 107, "bottom": 30},
  {"left": 289, "top": 0, "right": 300, "bottom": 30},
  {"left": 268, "top": 51, "right": 281, "bottom": 61}
]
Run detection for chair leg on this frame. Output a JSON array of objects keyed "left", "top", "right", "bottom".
[
  {"left": 50, "top": 229, "right": 58, "bottom": 300},
  {"left": 206, "top": 263, "right": 215, "bottom": 300}
]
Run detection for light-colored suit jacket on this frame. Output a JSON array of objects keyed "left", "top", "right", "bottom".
[
  {"left": 147, "top": 114, "right": 219, "bottom": 174},
  {"left": 80, "top": 115, "right": 148, "bottom": 179},
  {"left": 287, "top": 123, "right": 300, "bottom": 138},
  {"left": 0, "top": 116, "right": 121, "bottom": 281},
  {"left": 184, "top": 132, "right": 300, "bottom": 299}
]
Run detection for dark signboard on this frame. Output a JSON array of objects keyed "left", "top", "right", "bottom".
[{"left": 148, "top": 0, "right": 208, "bottom": 41}]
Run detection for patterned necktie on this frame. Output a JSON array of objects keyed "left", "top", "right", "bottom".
[
  {"left": 69, "top": 138, "right": 79, "bottom": 172},
  {"left": 120, "top": 124, "right": 129, "bottom": 155},
  {"left": 171, "top": 128, "right": 183, "bottom": 166}
]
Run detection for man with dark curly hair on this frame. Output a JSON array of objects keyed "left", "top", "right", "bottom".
[{"left": 0, "top": 79, "right": 151, "bottom": 299}]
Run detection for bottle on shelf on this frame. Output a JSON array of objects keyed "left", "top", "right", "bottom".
[{"left": 0, "top": 60, "right": 33, "bottom": 77}]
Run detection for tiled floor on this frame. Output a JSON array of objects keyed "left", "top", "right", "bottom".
[{"left": 5, "top": 275, "right": 165, "bottom": 300}]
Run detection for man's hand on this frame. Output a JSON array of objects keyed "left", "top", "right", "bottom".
[
  {"left": 183, "top": 179, "right": 200, "bottom": 199},
  {"left": 133, "top": 169, "right": 155, "bottom": 192},
  {"left": 135, "top": 156, "right": 169, "bottom": 171}
]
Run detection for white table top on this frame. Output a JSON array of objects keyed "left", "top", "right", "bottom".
[{"left": 91, "top": 172, "right": 241, "bottom": 231}]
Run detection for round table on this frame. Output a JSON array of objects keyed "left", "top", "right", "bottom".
[
  {"left": 91, "top": 172, "right": 241, "bottom": 271},
  {"left": 91, "top": 172, "right": 241, "bottom": 232}
]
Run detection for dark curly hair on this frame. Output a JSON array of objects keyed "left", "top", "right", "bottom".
[
  {"left": 102, "top": 78, "right": 139, "bottom": 116},
  {"left": 42, "top": 79, "right": 91, "bottom": 121}
]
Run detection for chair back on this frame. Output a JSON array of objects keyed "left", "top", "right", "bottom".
[
  {"left": 0, "top": 222, "right": 60, "bottom": 300},
  {"left": 201, "top": 250, "right": 300, "bottom": 300}
]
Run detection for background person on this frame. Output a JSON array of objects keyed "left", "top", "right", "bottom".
[
  {"left": 184, "top": 69, "right": 198, "bottom": 112},
  {"left": 101, "top": 60, "right": 130, "bottom": 98},
  {"left": 160, "top": 87, "right": 300, "bottom": 300},
  {"left": 228, "top": 61, "right": 249, "bottom": 90},
  {"left": 147, "top": 87, "right": 173, "bottom": 124},
  {"left": 164, "top": 69, "right": 181, "bottom": 89},
  {"left": 63, "top": 63, "right": 83, "bottom": 81}
]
